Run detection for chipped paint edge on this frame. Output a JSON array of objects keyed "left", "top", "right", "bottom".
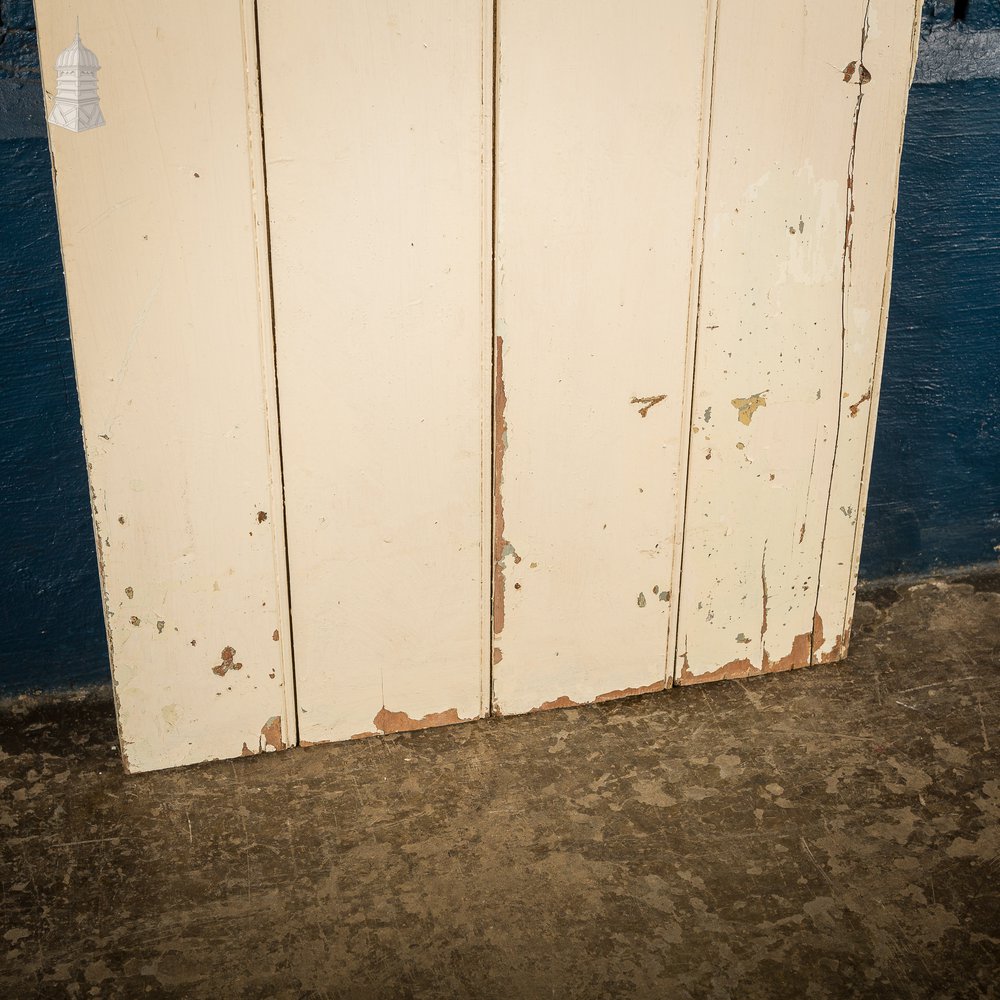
[
  {"left": 816, "top": 0, "right": 923, "bottom": 667},
  {"left": 677, "top": 612, "right": 845, "bottom": 686},
  {"left": 668, "top": 0, "right": 722, "bottom": 688},
  {"left": 491, "top": 330, "right": 507, "bottom": 697},
  {"left": 343, "top": 706, "right": 472, "bottom": 741},
  {"left": 35, "top": 19, "right": 132, "bottom": 772},
  {"left": 240, "top": 0, "right": 297, "bottom": 747},
  {"left": 480, "top": 0, "right": 495, "bottom": 720},
  {"left": 530, "top": 679, "right": 667, "bottom": 714}
]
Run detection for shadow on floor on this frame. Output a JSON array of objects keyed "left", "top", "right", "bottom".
[{"left": 1, "top": 572, "right": 999, "bottom": 999}]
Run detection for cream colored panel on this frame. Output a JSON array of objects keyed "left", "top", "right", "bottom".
[
  {"left": 257, "top": 1, "right": 492, "bottom": 742},
  {"left": 814, "top": 3, "right": 922, "bottom": 663},
  {"left": 492, "top": 0, "right": 710, "bottom": 714},
  {"left": 676, "top": 0, "right": 921, "bottom": 684},
  {"left": 35, "top": 1, "right": 295, "bottom": 771}
]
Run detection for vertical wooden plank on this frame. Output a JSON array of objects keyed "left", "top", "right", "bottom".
[
  {"left": 257, "top": 1, "right": 492, "bottom": 742},
  {"left": 814, "top": 2, "right": 922, "bottom": 662},
  {"left": 35, "top": 1, "right": 296, "bottom": 771},
  {"left": 675, "top": 0, "right": 921, "bottom": 684},
  {"left": 492, "top": 0, "right": 711, "bottom": 715}
]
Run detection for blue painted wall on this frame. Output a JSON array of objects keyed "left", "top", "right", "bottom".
[
  {"left": 1, "top": 0, "right": 107, "bottom": 694},
  {"left": 1, "top": 3, "right": 997, "bottom": 692},
  {"left": 863, "top": 77, "right": 1000, "bottom": 576},
  {"left": 860, "top": 1, "right": 1000, "bottom": 576}
]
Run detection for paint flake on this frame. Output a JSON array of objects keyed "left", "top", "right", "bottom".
[{"left": 731, "top": 393, "right": 768, "bottom": 426}]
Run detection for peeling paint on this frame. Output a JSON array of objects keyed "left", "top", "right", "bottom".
[
  {"left": 594, "top": 680, "right": 666, "bottom": 703},
  {"left": 156, "top": 620, "right": 165, "bottom": 634},
  {"left": 125, "top": 587, "right": 133, "bottom": 600},
  {"left": 637, "top": 592, "right": 647, "bottom": 608},
  {"left": 813, "top": 611, "right": 846, "bottom": 665},
  {"left": 351, "top": 706, "right": 465, "bottom": 740},
  {"left": 531, "top": 695, "right": 579, "bottom": 713},
  {"left": 684, "top": 612, "right": 828, "bottom": 685},
  {"left": 760, "top": 547, "right": 769, "bottom": 637},
  {"left": 212, "top": 645, "right": 243, "bottom": 677},
  {"left": 849, "top": 387, "right": 872, "bottom": 417},
  {"left": 809, "top": 1, "right": 873, "bottom": 669},
  {"left": 256, "top": 510, "right": 268, "bottom": 523},
  {"left": 842, "top": 60, "right": 871, "bottom": 84},
  {"left": 272, "top": 629, "right": 279, "bottom": 642},
  {"left": 762, "top": 628, "right": 813, "bottom": 674},
  {"left": 816, "top": 634, "right": 846, "bottom": 664},
  {"left": 629, "top": 394, "right": 667, "bottom": 418},
  {"left": 731, "top": 392, "right": 767, "bottom": 425},
  {"left": 260, "top": 716, "right": 285, "bottom": 751},
  {"left": 681, "top": 656, "right": 756, "bottom": 684},
  {"left": 493, "top": 334, "right": 509, "bottom": 640},
  {"left": 129, "top": 616, "right": 140, "bottom": 627}
]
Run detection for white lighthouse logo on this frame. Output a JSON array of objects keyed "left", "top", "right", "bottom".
[{"left": 48, "top": 26, "right": 105, "bottom": 133}]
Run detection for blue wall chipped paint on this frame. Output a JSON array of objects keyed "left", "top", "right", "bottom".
[{"left": 0, "top": 3, "right": 997, "bottom": 691}]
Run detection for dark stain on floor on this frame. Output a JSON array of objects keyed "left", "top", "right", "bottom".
[{"left": 1, "top": 573, "right": 999, "bottom": 999}]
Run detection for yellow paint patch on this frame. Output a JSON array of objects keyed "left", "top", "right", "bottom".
[{"left": 731, "top": 393, "right": 767, "bottom": 426}]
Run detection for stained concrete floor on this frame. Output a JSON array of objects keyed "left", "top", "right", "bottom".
[{"left": 2, "top": 574, "right": 999, "bottom": 1000}]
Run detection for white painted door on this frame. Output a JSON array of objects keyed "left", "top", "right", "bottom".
[{"left": 39, "top": 0, "right": 920, "bottom": 770}]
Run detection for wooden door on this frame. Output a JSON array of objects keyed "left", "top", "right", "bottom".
[{"left": 38, "top": 0, "right": 921, "bottom": 770}]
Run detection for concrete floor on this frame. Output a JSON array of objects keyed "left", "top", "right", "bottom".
[{"left": 1, "top": 574, "right": 999, "bottom": 999}]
